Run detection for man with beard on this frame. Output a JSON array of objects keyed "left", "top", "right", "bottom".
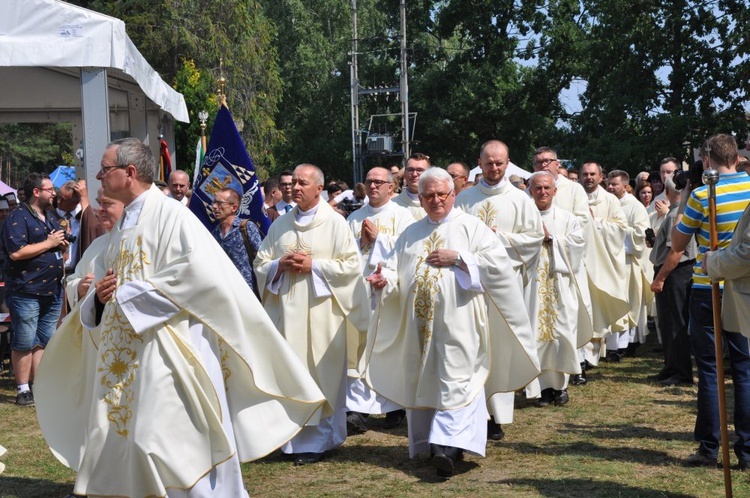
[{"left": 2, "top": 173, "right": 68, "bottom": 406}]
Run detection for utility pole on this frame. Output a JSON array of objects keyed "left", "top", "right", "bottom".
[
  {"left": 400, "top": 0, "right": 409, "bottom": 160},
  {"left": 350, "top": 0, "right": 362, "bottom": 183},
  {"left": 350, "top": 0, "right": 410, "bottom": 183}
]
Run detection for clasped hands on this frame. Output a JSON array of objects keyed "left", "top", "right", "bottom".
[
  {"left": 95, "top": 268, "right": 117, "bottom": 304},
  {"left": 280, "top": 251, "right": 313, "bottom": 274}
]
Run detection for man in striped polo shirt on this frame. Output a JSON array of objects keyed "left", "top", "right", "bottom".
[{"left": 671, "top": 133, "right": 750, "bottom": 469}]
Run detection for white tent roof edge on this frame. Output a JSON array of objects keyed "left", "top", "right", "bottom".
[{"left": 0, "top": 0, "right": 189, "bottom": 123}]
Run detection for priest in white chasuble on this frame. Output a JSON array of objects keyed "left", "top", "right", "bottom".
[
  {"left": 579, "top": 162, "right": 630, "bottom": 363},
  {"left": 345, "top": 167, "right": 415, "bottom": 432},
  {"left": 392, "top": 152, "right": 430, "bottom": 220},
  {"left": 255, "top": 163, "right": 370, "bottom": 465},
  {"left": 527, "top": 172, "right": 591, "bottom": 406},
  {"left": 531, "top": 147, "right": 600, "bottom": 385},
  {"left": 606, "top": 170, "right": 654, "bottom": 356},
  {"left": 455, "top": 139, "right": 544, "bottom": 436},
  {"left": 364, "top": 168, "right": 540, "bottom": 479},
  {"left": 35, "top": 139, "right": 326, "bottom": 498}
]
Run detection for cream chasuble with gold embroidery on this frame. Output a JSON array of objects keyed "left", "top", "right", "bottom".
[
  {"left": 364, "top": 210, "right": 540, "bottom": 410},
  {"left": 393, "top": 189, "right": 426, "bottom": 221},
  {"left": 254, "top": 199, "right": 369, "bottom": 418},
  {"left": 614, "top": 193, "right": 654, "bottom": 332},
  {"left": 36, "top": 186, "right": 325, "bottom": 498},
  {"left": 535, "top": 207, "right": 591, "bottom": 374},
  {"left": 346, "top": 202, "right": 415, "bottom": 374},
  {"left": 455, "top": 181, "right": 544, "bottom": 288},
  {"left": 584, "top": 186, "right": 630, "bottom": 335}
]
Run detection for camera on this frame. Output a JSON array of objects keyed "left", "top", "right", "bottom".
[
  {"left": 673, "top": 160, "right": 704, "bottom": 190},
  {"left": 63, "top": 232, "right": 77, "bottom": 243},
  {"left": 645, "top": 228, "right": 655, "bottom": 247}
]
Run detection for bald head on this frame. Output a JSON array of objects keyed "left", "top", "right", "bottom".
[{"left": 168, "top": 170, "right": 190, "bottom": 201}]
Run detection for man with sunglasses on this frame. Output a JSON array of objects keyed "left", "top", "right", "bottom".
[
  {"left": 345, "top": 167, "right": 416, "bottom": 434},
  {"left": 266, "top": 171, "right": 295, "bottom": 222},
  {"left": 1, "top": 173, "right": 68, "bottom": 406}
]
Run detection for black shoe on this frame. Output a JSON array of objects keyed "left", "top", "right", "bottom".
[
  {"left": 16, "top": 390, "right": 34, "bottom": 406},
  {"left": 604, "top": 351, "right": 621, "bottom": 363},
  {"left": 346, "top": 411, "right": 368, "bottom": 435},
  {"left": 487, "top": 419, "right": 505, "bottom": 440},
  {"left": 738, "top": 459, "right": 748, "bottom": 471},
  {"left": 571, "top": 374, "right": 587, "bottom": 386},
  {"left": 684, "top": 451, "right": 717, "bottom": 467},
  {"left": 537, "top": 388, "right": 555, "bottom": 407},
  {"left": 430, "top": 445, "right": 454, "bottom": 478},
  {"left": 553, "top": 389, "right": 569, "bottom": 406},
  {"left": 293, "top": 452, "right": 325, "bottom": 466},
  {"left": 659, "top": 375, "right": 693, "bottom": 387},
  {"left": 648, "top": 368, "right": 671, "bottom": 382},
  {"left": 382, "top": 409, "right": 405, "bottom": 429}
]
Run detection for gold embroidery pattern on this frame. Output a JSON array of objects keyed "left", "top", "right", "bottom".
[
  {"left": 536, "top": 246, "right": 559, "bottom": 342},
  {"left": 218, "top": 339, "right": 231, "bottom": 391},
  {"left": 113, "top": 236, "right": 151, "bottom": 289},
  {"left": 97, "top": 236, "right": 151, "bottom": 436},
  {"left": 413, "top": 232, "right": 443, "bottom": 360},
  {"left": 476, "top": 201, "right": 497, "bottom": 232},
  {"left": 98, "top": 303, "right": 143, "bottom": 437}
]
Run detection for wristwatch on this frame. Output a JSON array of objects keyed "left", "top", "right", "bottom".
[{"left": 454, "top": 253, "right": 463, "bottom": 267}]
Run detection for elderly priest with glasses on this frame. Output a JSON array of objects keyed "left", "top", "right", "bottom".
[{"left": 364, "top": 167, "right": 540, "bottom": 479}]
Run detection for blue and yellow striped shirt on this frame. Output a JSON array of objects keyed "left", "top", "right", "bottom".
[{"left": 675, "top": 172, "right": 750, "bottom": 289}]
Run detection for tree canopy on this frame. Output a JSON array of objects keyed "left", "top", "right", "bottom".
[{"left": 22, "top": 0, "right": 749, "bottom": 184}]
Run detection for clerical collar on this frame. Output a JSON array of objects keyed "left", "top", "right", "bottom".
[
  {"left": 586, "top": 188, "right": 599, "bottom": 203},
  {"left": 295, "top": 202, "right": 319, "bottom": 225},
  {"left": 121, "top": 189, "right": 148, "bottom": 229},
  {"left": 539, "top": 207, "right": 553, "bottom": 216},
  {"left": 367, "top": 202, "right": 392, "bottom": 214},
  {"left": 426, "top": 207, "right": 460, "bottom": 225},
  {"left": 405, "top": 190, "right": 419, "bottom": 201},
  {"left": 57, "top": 204, "right": 82, "bottom": 219},
  {"left": 480, "top": 177, "right": 508, "bottom": 190}
]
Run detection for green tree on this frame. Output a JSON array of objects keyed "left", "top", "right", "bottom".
[
  {"left": 0, "top": 123, "right": 73, "bottom": 187},
  {"left": 70, "top": 0, "right": 283, "bottom": 173}
]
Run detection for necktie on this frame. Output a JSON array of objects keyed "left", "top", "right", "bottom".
[{"left": 284, "top": 204, "right": 292, "bottom": 213}]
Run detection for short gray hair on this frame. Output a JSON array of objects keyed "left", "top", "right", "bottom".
[
  {"left": 294, "top": 163, "right": 325, "bottom": 186},
  {"left": 418, "top": 167, "right": 454, "bottom": 194},
  {"left": 108, "top": 138, "right": 155, "bottom": 184},
  {"left": 528, "top": 171, "right": 555, "bottom": 186}
]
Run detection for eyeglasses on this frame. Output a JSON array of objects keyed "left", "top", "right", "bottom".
[
  {"left": 39, "top": 187, "right": 56, "bottom": 193},
  {"left": 448, "top": 173, "right": 467, "bottom": 180},
  {"left": 364, "top": 179, "right": 389, "bottom": 187},
  {"left": 279, "top": 182, "right": 293, "bottom": 188},
  {"left": 98, "top": 164, "right": 127, "bottom": 176},
  {"left": 405, "top": 167, "right": 426, "bottom": 175},
  {"left": 533, "top": 158, "right": 558, "bottom": 166},
  {"left": 421, "top": 192, "right": 452, "bottom": 202}
]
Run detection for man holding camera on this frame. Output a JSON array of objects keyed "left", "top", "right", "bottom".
[
  {"left": 50, "top": 180, "right": 104, "bottom": 277},
  {"left": 671, "top": 133, "right": 750, "bottom": 468},
  {"left": 1, "top": 173, "right": 68, "bottom": 406}
]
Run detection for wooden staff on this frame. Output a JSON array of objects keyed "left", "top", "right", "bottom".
[{"left": 703, "top": 168, "right": 732, "bottom": 497}]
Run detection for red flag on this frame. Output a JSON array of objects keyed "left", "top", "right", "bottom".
[{"left": 159, "top": 138, "right": 172, "bottom": 182}]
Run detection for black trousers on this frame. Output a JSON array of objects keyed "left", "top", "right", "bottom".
[{"left": 654, "top": 263, "right": 693, "bottom": 380}]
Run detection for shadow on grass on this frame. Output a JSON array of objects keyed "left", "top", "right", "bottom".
[
  {"left": 495, "top": 477, "right": 695, "bottom": 498},
  {"left": 0, "top": 476, "right": 72, "bottom": 498},
  {"left": 503, "top": 440, "right": 677, "bottom": 467},
  {"left": 557, "top": 423, "right": 694, "bottom": 442}
]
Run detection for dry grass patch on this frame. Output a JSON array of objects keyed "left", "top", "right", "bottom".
[{"left": 2, "top": 335, "right": 750, "bottom": 497}]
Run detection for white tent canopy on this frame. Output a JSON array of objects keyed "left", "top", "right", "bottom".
[
  {"left": 469, "top": 162, "right": 532, "bottom": 182},
  {"left": 0, "top": 0, "right": 188, "bottom": 192}
]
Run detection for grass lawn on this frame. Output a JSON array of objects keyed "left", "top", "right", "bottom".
[{"left": 1, "top": 335, "right": 748, "bottom": 497}]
